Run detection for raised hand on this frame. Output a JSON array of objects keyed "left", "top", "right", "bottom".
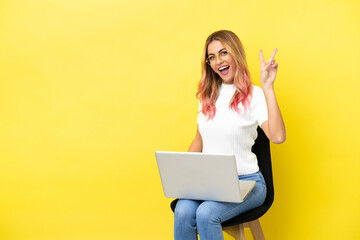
[{"left": 259, "top": 48, "right": 279, "bottom": 90}]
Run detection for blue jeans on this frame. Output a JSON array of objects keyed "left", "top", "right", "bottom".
[{"left": 174, "top": 171, "right": 267, "bottom": 240}]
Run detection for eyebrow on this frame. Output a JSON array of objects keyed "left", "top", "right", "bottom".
[{"left": 208, "top": 48, "right": 226, "bottom": 56}]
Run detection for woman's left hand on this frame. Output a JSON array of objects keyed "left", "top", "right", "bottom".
[{"left": 259, "top": 48, "right": 278, "bottom": 90}]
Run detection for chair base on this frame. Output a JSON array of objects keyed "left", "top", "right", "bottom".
[{"left": 223, "top": 219, "right": 265, "bottom": 240}]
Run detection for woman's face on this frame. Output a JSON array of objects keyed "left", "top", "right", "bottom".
[{"left": 207, "top": 40, "right": 236, "bottom": 84}]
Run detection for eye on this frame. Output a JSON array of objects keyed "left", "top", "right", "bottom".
[
  {"left": 220, "top": 50, "right": 228, "bottom": 56},
  {"left": 208, "top": 55, "right": 215, "bottom": 61}
]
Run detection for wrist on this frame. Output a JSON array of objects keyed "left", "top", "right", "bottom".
[{"left": 262, "top": 84, "right": 274, "bottom": 93}]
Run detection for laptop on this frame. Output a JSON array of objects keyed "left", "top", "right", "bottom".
[{"left": 155, "top": 151, "right": 256, "bottom": 203}]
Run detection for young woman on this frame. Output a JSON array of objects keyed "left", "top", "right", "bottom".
[{"left": 173, "top": 30, "right": 286, "bottom": 240}]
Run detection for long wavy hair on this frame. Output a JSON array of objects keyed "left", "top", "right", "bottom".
[{"left": 196, "top": 30, "right": 253, "bottom": 119}]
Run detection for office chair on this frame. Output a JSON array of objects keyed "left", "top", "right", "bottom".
[{"left": 170, "top": 126, "right": 274, "bottom": 240}]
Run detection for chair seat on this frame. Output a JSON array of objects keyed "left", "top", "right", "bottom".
[{"left": 171, "top": 199, "right": 271, "bottom": 227}]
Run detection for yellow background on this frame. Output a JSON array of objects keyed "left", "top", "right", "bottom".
[{"left": 0, "top": 0, "right": 359, "bottom": 239}]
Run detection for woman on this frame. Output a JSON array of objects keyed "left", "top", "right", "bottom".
[{"left": 173, "top": 30, "right": 286, "bottom": 240}]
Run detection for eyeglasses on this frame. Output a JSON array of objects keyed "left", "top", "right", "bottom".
[{"left": 206, "top": 49, "right": 229, "bottom": 65}]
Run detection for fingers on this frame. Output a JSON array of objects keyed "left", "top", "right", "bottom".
[
  {"left": 261, "top": 48, "right": 278, "bottom": 65},
  {"left": 268, "top": 48, "right": 278, "bottom": 62},
  {"left": 263, "top": 58, "right": 278, "bottom": 71},
  {"left": 259, "top": 49, "right": 265, "bottom": 64},
  {"left": 271, "top": 62, "right": 278, "bottom": 68}
]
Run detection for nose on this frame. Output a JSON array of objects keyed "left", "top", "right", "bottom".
[{"left": 216, "top": 56, "right": 224, "bottom": 65}]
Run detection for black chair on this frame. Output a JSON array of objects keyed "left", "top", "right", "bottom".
[{"left": 170, "top": 126, "right": 274, "bottom": 240}]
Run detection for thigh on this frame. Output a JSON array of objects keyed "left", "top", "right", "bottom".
[
  {"left": 196, "top": 178, "right": 266, "bottom": 223},
  {"left": 175, "top": 199, "right": 202, "bottom": 218}
]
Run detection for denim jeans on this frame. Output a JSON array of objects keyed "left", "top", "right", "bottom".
[{"left": 173, "top": 171, "right": 267, "bottom": 240}]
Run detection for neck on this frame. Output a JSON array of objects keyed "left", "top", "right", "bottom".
[
  {"left": 222, "top": 80, "right": 234, "bottom": 85},
  {"left": 222, "top": 81, "right": 234, "bottom": 85}
]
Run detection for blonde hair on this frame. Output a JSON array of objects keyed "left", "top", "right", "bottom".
[{"left": 196, "top": 30, "right": 253, "bottom": 119}]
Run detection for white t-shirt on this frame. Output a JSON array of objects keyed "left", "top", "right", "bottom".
[{"left": 197, "top": 84, "right": 268, "bottom": 175}]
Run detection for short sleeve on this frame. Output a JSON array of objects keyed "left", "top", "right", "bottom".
[{"left": 250, "top": 86, "right": 268, "bottom": 126}]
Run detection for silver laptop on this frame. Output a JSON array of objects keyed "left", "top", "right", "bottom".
[{"left": 155, "top": 151, "right": 256, "bottom": 203}]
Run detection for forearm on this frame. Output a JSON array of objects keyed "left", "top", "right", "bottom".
[{"left": 263, "top": 86, "right": 286, "bottom": 144}]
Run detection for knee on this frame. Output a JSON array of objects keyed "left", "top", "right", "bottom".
[
  {"left": 196, "top": 204, "right": 220, "bottom": 226},
  {"left": 174, "top": 203, "right": 196, "bottom": 224}
]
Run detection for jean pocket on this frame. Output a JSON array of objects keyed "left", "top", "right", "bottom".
[{"left": 254, "top": 172, "right": 266, "bottom": 186}]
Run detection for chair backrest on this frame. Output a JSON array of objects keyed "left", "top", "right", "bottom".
[{"left": 252, "top": 126, "right": 274, "bottom": 208}]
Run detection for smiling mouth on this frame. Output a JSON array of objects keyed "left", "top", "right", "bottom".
[{"left": 219, "top": 66, "right": 230, "bottom": 75}]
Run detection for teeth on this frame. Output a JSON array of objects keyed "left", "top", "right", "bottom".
[{"left": 219, "top": 66, "right": 229, "bottom": 71}]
